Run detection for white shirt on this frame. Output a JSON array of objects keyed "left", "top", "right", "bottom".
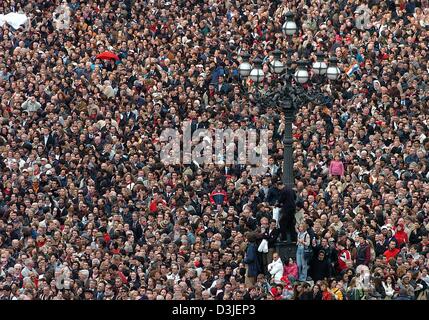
[{"left": 268, "top": 258, "right": 284, "bottom": 284}]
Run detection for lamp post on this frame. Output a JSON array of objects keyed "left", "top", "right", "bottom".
[{"left": 238, "top": 11, "right": 341, "bottom": 189}]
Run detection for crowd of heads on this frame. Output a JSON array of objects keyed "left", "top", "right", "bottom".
[{"left": 0, "top": 0, "right": 428, "bottom": 300}]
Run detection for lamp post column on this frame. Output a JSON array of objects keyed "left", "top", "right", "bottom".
[{"left": 282, "top": 98, "right": 295, "bottom": 189}]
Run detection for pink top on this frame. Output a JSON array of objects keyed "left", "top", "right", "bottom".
[
  {"left": 283, "top": 263, "right": 299, "bottom": 279},
  {"left": 329, "top": 160, "right": 345, "bottom": 176}
]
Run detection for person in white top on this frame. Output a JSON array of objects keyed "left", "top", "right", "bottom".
[
  {"left": 382, "top": 276, "right": 395, "bottom": 299},
  {"left": 268, "top": 252, "right": 284, "bottom": 284}
]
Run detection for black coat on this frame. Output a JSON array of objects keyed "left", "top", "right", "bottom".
[
  {"left": 42, "top": 134, "right": 56, "bottom": 150},
  {"left": 267, "top": 228, "right": 280, "bottom": 248},
  {"left": 312, "top": 291, "right": 323, "bottom": 300},
  {"left": 375, "top": 242, "right": 388, "bottom": 257},
  {"left": 278, "top": 187, "right": 296, "bottom": 232},
  {"left": 121, "top": 111, "right": 137, "bottom": 126},
  {"left": 298, "top": 292, "right": 313, "bottom": 300},
  {"left": 279, "top": 186, "right": 296, "bottom": 209},
  {"left": 356, "top": 243, "right": 371, "bottom": 266},
  {"left": 131, "top": 222, "right": 143, "bottom": 240},
  {"left": 314, "top": 245, "right": 336, "bottom": 265},
  {"left": 310, "top": 258, "right": 331, "bottom": 282},
  {"left": 409, "top": 228, "right": 425, "bottom": 245},
  {"left": 266, "top": 187, "right": 281, "bottom": 205}
]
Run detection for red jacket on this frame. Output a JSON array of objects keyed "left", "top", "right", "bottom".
[
  {"left": 103, "top": 232, "right": 111, "bottom": 243},
  {"left": 322, "top": 291, "right": 334, "bottom": 300},
  {"left": 283, "top": 263, "right": 298, "bottom": 279},
  {"left": 337, "top": 249, "right": 351, "bottom": 272},
  {"left": 394, "top": 229, "right": 408, "bottom": 246},
  {"left": 384, "top": 248, "right": 400, "bottom": 262},
  {"left": 149, "top": 199, "right": 167, "bottom": 212},
  {"left": 209, "top": 189, "right": 228, "bottom": 205}
]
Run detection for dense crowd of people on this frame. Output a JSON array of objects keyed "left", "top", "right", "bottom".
[{"left": 0, "top": 0, "right": 429, "bottom": 300}]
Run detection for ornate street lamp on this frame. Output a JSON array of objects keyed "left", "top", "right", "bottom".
[
  {"left": 270, "top": 49, "right": 285, "bottom": 74},
  {"left": 249, "top": 57, "right": 264, "bottom": 83},
  {"left": 326, "top": 57, "right": 341, "bottom": 80},
  {"left": 312, "top": 52, "right": 328, "bottom": 75},
  {"left": 237, "top": 11, "right": 342, "bottom": 189},
  {"left": 282, "top": 11, "right": 297, "bottom": 36},
  {"left": 238, "top": 52, "right": 252, "bottom": 78},
  {"left": 294, "top": 61, "right": 309, "bottom": 84}
]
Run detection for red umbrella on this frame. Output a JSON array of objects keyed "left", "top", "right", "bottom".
[{"left": 96, "top": 51, "right": 120, "bottom": 61}]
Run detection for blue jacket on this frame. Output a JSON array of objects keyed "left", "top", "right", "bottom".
[
  {"left": 243, "top": 242, "right": 260, "bottom": 277},
  {"left": 210, "top": 66, "right": 225, "bottom": 84}
]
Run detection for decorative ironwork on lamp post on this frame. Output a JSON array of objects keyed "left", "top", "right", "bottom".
[{"left": 237, "top": 11, "right": 341, "bottom": 190}]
